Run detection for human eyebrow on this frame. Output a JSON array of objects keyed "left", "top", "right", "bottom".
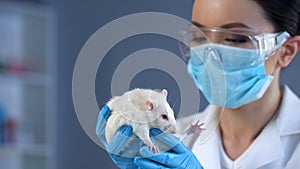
[
  {"left": 191, "top": 21, "right": 253, "bottom": 30},
  {"left": 191, "top": 21, "right": 205, "bottom": 28},
  {"left": 220, "top": 22, "right": 253, "bottom": 29}
]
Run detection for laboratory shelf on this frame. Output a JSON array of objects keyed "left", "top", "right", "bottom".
[
  {"left": 0, "top": 2, "right": 56, "bottom": 169},
  {"left": 0, "top": 72, "right": 50, "bottom": 87}
]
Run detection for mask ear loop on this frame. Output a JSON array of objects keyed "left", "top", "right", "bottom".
[
  {"left": 202, "top": 45, "right": 225, "bottom": 144},
  {"left": 178, "top": 30, "right": 193, "bottom": 63},
  {"left": 181, "top": 44, "right": 225, "bottom": 145}
]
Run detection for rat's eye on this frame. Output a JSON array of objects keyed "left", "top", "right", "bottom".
[{"left": 162, "top": 114, "right": 168, "bottom": 120}]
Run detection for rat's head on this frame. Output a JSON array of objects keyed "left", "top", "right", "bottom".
[{"left": 144, "top": 89, "right": 177, "bottom": 134}]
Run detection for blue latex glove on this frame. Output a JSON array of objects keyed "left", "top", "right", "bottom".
[
  {"left": 134, "top": 128, "right": 204, "bottom": 169},
  {"left": 96, "top": 105, "right": 143, "bottom": 169}
]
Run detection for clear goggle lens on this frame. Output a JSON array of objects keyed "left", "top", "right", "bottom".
[
  {"left": 179, "top": 25, "right": 290, "bottom": 67},
  {"left": 189, "top": 26, "right": 257, "bottom": 49}
]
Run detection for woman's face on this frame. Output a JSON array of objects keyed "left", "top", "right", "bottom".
[{"left": 192, "top": 0, "right": 278, "bottom": 75}]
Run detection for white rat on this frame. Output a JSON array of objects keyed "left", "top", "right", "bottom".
[{"left": 105, "top": 88, "right": 176, "bottom": 153}]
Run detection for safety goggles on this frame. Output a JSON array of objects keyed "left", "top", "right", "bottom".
[{"left": 179, "top": 25, "right": 291, "bottom": 67}]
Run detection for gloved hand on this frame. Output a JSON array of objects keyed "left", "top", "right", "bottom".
[
  {"left": 134, "top": 128, "right": 204, "bottom": 169},
  {"left": 96, "top": 105, "right": 142, "bottom": 169}
]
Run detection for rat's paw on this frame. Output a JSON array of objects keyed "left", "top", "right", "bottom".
[
  {"left": 186, "top": 121, "right": 205, "bottom": 135},
  {"left": 150, "top": 145, "right": 159, "bottom": 153}
]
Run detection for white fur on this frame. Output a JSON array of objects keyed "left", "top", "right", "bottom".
[{"left": 105, "top": 88, "right": 176, "bottom": 151}]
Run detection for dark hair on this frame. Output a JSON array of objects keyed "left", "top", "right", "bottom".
[{"left": 252, "top": 0, "right": 300, "bottom": 36}]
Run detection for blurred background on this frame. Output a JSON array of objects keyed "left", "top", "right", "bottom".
[{"left": 0, "top": 0, "right": 299, "bottom": 169}]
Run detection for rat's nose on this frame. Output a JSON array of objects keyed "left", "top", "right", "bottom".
[
  {"left": 165, "top": 125, "right": 177, "bottom": 134},
  {"left": 169, "top": 126, "right": 177, "bottom": 134}
]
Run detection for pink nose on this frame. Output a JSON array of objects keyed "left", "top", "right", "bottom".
[
  {"left": 170, "top": 126, "right": 176, "bottom": 134},
  {"left": 165, "top": 126, "right": 176, "bottom": 134}
]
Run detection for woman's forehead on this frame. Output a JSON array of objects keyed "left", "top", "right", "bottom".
[{"left": 192, "top": 0, "right": 274, "bottom": 33}]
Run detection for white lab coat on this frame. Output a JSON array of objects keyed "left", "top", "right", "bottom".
[{"left": 176, "top": 86, "right": 300, "bottom": 169}]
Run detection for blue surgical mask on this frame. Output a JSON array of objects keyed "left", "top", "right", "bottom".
[{"left": 187, "top": 43, "right": 274, "bottom": 108}]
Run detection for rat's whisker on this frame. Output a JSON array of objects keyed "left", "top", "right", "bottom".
[{"left": 172, "top": 97, "right": 180, "bottom": 109}]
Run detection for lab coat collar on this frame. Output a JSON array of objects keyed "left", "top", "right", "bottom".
[
  {"left": 233, "top": 85, "right": 300, "bottom": 168},
  {"left": 233, "top": 116, "right": 284, "bottom": 169},
  {"left": 193, "top": 86, "right": 300, "bottom": 169},
  {"left": 189, "top": 105, "right": 222, "bottom": 169},
  {"left": 276, "top": 85, "right": 300, "bottom": 136},
  {"left": 193, "top": 101, "right": 288, "bottom": 169},
  {"left": 192, "top": 124, "right": 222, "bottom": 169},
  {"left": 191, "top": 86, "right": 300, "bottom": 168}
]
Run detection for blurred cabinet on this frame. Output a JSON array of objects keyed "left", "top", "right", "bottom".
[{"left": 0, "top": 2, "right": 56, "bottom": 169}]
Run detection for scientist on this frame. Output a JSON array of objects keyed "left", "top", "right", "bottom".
[{"left": 96, "top": 0, "right": 300, "bottom": 168}]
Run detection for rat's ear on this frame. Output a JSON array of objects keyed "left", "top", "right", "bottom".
[
  {"left": 162, "top": 89, "right": 168, "bottom": 97},
  {"left": 146, "top": 100, "right": 155, "bottom": 110}
]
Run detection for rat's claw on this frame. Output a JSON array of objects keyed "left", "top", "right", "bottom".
[
  {"left": 186, "top": 121, "right": 205, "bottom": 135},
  {"left": 150, "top": 145, "right": 159, "bottom": 153}
]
